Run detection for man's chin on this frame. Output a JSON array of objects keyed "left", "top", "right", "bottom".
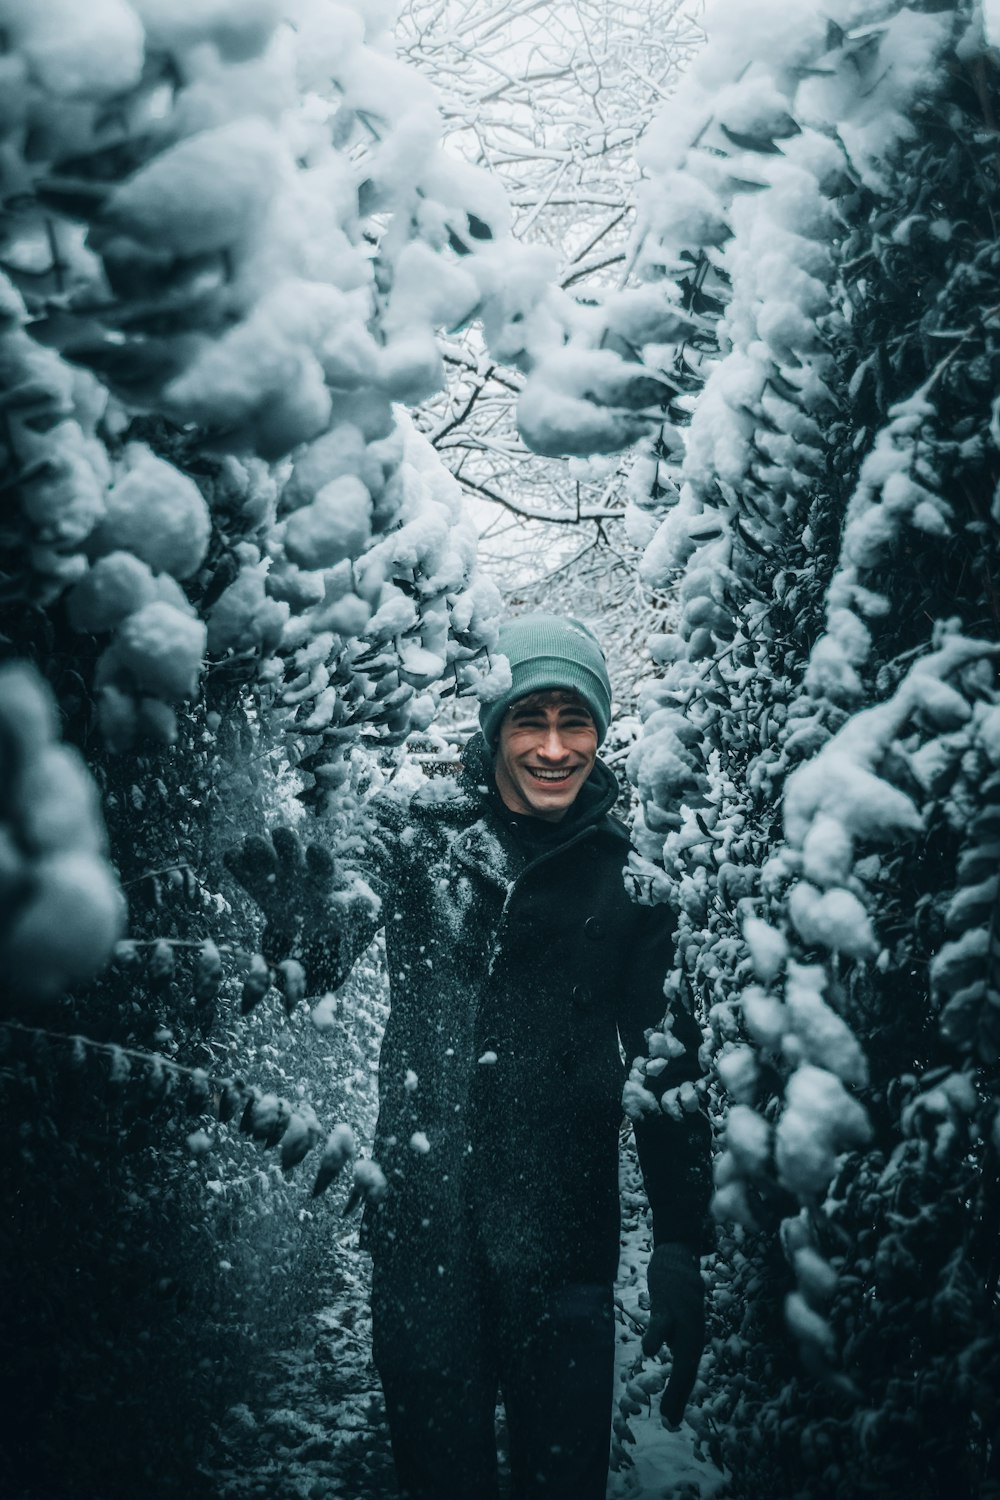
[{"left": 521, "top": 775, "right": 578, "bottom": 818}]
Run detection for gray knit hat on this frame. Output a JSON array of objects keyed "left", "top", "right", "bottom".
[{"left": 479, "top": 613, "right": 612, "bottom": 746}]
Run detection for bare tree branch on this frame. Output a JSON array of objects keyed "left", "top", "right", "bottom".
[
  {"left": 562, "top": 253, "right": 627, "bottom": 289},
  {"left": 398, "top": 0, "right": 706, "bottom": 559},
  {"left": 455, "top": 473, "right": 625, "bottom": 526}
]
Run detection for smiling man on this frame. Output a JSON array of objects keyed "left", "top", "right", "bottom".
[{"left": 226, "top": 612, "right": 711, "bottom": 1500}]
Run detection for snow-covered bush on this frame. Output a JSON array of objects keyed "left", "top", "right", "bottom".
[
  {"left": 1, "top": 0, "right": 519, "bottom": 1296},
  {"left": 1, "top": 0, "right": 521, "bottom": 769},
  {"left": 0, "top": 643, "right": 399, "bottom": 1494},
  {"left": 0, "top": 4, "right": 526, "bottom": 1492},
  {"left": 611, "top": 2, "right": 1000, "bottom": 1494}
]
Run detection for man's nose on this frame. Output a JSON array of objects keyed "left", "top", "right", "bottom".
[{"left": 538, "top": 726, "right": 570, "bottom": 759}]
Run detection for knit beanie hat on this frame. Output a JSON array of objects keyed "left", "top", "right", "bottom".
[{"left": 479, "top": 613, "right": 612, "bottom": 747}]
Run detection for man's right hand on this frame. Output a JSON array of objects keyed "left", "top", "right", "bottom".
[{"left": 223, "top": 825, "right": 340, "bottom": 970}]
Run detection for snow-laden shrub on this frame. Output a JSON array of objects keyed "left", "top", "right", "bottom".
[
  {"left": 0, "top": 0, "right": 525, "bottom": 763},
  {"left": 0, "top": 6, "right": 527, "bottom": 1491},
  {"left": 604, "top": 3, "right": 1000, "bottom": 1495}
]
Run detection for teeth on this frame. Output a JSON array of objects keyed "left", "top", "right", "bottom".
[{"left": 530, "top": 769, "right": 571, "bottom": 780}]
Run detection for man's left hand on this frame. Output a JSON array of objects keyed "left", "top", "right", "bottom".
[{"left": 642, "top": 1241, "right": 706, "bottom": 1428}]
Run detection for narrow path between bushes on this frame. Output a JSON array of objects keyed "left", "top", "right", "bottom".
[{"left": 203, "top": 1149, "right": 727, "bottom": 1500}]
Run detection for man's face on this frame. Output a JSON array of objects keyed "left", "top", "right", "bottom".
[{"left": 493, "top": 690, "right": 599, "bottom": 822}]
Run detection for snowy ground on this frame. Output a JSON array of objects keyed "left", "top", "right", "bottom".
[
  {"left": 203, "top": 1149, "right": 726, "bottom": 1500},
  {"left": 608, "top": 1155, "right": 727, "bottom": 1500},
  {"left": 204, "top": 1235, "right": 394, "bottom": 1500},
  {"left": 609, "top": 1281, "right": 727, "bottom": 1500}
]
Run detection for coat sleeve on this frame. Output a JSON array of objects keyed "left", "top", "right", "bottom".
[{"left": 617, "top": 900, "right": 713, "bottom": 1253}]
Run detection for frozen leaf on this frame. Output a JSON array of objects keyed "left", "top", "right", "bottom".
[
  {"left": 193, "top": 940, "right": 223, "bottom": 1004},
  {"left": 186, "top": 1129, "right": 212, "bottom": 1157},
  {"left": 280, "top": 1111, "right": 319, "bottom": 1172},
  {"left": 742, "top": 918, "right": 788, "bottom": 983},
  {"left": 67, "top": 553, "right": 158, "bottom": 635},
  {"left": 788, "top": 882, "right": 878, "bottom": 960},
  {"left": 275, "top": 958, "right": 307, "bottom": 1013},
  {"left": 351, "top": 1158, "right": 388, "bottom": 1204},
  {"left": 148, "top": 938, "right": 175, "bottom": 982},
  {"left": 217, "top": 1078, "right": 248, "bottom": 1123},
  {"left": 246, "top": 1092, "right": 291, "bottom": 1147},
  {"left": 240, "top": 953, "right": 272, "bottom": 1015},
  {"left": 116, "top": 603, "right": 207, "bottom": 702},
  {"left": 312, "top": 1123, "right": 356, "bottom": 1198}
]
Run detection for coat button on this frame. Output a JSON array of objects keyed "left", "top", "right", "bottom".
[
  {"left": 571, "top": 983, "right": 591, "bottom": 1009},
  {"left": 584, "top": 916, "right": 605, "bottom": 941}
]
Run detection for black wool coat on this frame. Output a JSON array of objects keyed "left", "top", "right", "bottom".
[{"left": 316, "top": 733, "right": 711, "bottom": 1289}]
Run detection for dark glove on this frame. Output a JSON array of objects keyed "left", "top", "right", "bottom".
[
  {"left": 642, "top": 1241, "right": 706, "bottom": 1428},
  {"left": 223, "top": 825, "right": 341, "bottom": 981}
]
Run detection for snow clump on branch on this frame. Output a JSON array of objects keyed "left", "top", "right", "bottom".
[{"left": 0, "top": 663, "right": 125, "bottom": 1002}]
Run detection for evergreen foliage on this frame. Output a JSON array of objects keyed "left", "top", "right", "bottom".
[
  {"left": 0, "top": 3, "right": 508, "bottom": 1492},
  {"left": 624, "top": 2, "right": 1000, "bottom": 1494}
]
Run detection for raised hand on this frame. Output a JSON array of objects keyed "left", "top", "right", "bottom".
[{"left": 223, "top": 824, "right": 343, "bottom": 976}]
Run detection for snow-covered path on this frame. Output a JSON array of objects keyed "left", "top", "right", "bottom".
[
  {"left": 203, "top": 1150, "right": 726, "bottom": 1500},
  {"left": 609, "top": 1153, "right": 727, "bottom": 1500}
]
